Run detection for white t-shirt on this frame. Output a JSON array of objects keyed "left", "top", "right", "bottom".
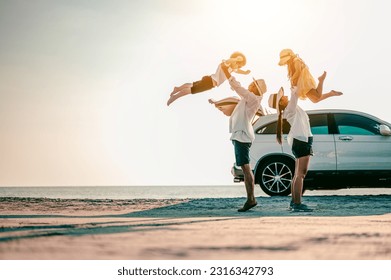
[
  {"left": 210, "top": 64, "right": 232, "bottom": 87},
  {"left": 228, "top": 76, "right": 263, "bottom": 143},
  {"left": 283, "top": 88, "right": 313, "bottom": 146}
]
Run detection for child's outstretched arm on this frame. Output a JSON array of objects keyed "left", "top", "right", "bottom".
[{"left": 234, "top": 69, "right": 251, "bottom": 75}]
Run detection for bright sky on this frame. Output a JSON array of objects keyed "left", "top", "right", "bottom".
[{"left": 1, "top": 0, "right": 390, "bottom": 186}]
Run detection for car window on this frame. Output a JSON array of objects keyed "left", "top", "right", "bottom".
[
  {"left": 257, "top": 114, "right": 329, "bottom": 135},
  {"left": 256, "top": 120, "right": 291, "bottom": 134},
  {"left": 334, "top": 113, "right": 379, "bottom": 135},
  {"left": 309, "top": 114, "right": 329, "bottom": 134}
]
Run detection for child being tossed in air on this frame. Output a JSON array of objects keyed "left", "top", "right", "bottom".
[
  {"left": 167, "top": 52, "right": 250, "bottom": 106},
  {"left": 278, "top": 49, "right": 343, "bottom": 102}
]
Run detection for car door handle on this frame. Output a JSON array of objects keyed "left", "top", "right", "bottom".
[{"left": 339, "top": 136, "right": 353, "bottom": 141}]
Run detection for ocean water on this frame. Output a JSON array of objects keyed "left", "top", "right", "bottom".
[
  {"left": 1, "top": 186, "right": 391, "bottom": 200},
  {"left": 0, "top": 186, "right": 247, "bottom": 199}
]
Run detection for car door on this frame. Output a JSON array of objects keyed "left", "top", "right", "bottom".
[
  {"left": 252, "top": 118, "right": 287, "bottom": 163},
  {"left": 253, "top": 112, "right": 337, "bottom": 171},
  {"left": 333, "top": 113, "right": 391, "bottom": 170},
  {"left": 307, "top": 113, "right": 337, "bottom": 171},
  {"left": 279, "top": 112, "right": 336, "bottom": 171}
]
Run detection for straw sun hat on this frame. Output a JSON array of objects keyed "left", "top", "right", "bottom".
[
  {"left": 268, "top": 87, "right": 285, "bottom": 112},
  {"left": 252, "top": 78, "right": 267, "bottom": 95},
  {"left": 278, "top": 49, "right": 295, "bottom": 66}
]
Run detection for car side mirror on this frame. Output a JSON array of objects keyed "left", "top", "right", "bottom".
[{"left": 379, "top": 124, "right": 391, "bottom": 136}]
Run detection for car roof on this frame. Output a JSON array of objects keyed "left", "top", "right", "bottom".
[{"left": 254, "top": 108, "right": 391, "bottom": 127}]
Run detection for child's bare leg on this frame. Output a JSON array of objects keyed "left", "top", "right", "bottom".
[
  {"left": 170, "top": 83, "right": 192, "bottom": 96},
  {"left": 307, "top": 71, "right": 326, "bottom": 102},
  {"left": 317, "top": 71, "right": 327, "bottom": 95},
  {"left": 307, "top": 71, "right": 342, "bottom": 103},
  {"left": 307, "top": 88, "right": 343, "bottom": 103},
  {"left": 316, "top": 90, "right": 343, "bottom": 102},
  {"left": 167, "top": 88, "right": 192, "bottom": 106}
]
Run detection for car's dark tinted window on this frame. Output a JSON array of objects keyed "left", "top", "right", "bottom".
[
  {"left": 334, "top": 113, "right": 379, "bottom": 135},
  {"left": 309, "top": 114, "right": 329, "bottom": 134},
  {"left": 257, "top": 113, "right": 329, "bottom": 135},
  {"left": 256, "top": 120, "right": 290, "bottom": 134}
]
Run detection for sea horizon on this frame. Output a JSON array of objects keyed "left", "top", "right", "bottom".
[
  {"left": 1, "top": 185, "right": 391, "bottom": 200},
  {"left": 0, "top": 185, "right": 248, "bottom": 200}
]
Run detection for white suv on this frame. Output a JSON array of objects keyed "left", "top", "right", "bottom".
[{"left": 232, "top": 109, "right": 391, "bottom": 196}]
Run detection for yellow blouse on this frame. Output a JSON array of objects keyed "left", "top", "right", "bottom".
[{"left": 288, "top": 58, "right": 316, "bottom": 99}]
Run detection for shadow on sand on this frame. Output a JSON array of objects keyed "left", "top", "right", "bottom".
[
  {"left": 0, "top": 195, "right": 390, "bottom": 244},
  {"left": 117, "top": 195, "right": 391, "bottom": 218}
]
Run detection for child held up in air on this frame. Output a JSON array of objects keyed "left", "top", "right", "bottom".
[
  {"left": 167, "top": 52, "right": 250, "bottom": 106},
  {"left": 278, "top": 49, "right": 342, "bottom": 103}
]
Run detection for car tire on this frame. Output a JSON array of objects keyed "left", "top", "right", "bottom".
[{"left": 255, "top": 157, "right": 295, "bottom": 196}]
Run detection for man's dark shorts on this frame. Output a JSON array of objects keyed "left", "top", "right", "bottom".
[
  {"left": 292, "top": 137, "right": 313, "bottom": 159},
  {"left": 232, "top": 140, "right": 251, "bottom": 166},
  {"left": 191, "top": 76, "right": 214, "bottom": 94}
]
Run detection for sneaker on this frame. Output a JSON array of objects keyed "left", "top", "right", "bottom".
[
  {"left": 287, "top": 200, "right": 294, "bottom": 211},
  {"left": 291, "top": 203, "right": 313, "bottom": 212}
]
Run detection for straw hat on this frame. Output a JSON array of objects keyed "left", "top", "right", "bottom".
[
  {"left": 252, "top": 78, "right": 267, "bottom": 95},
  {"left": 230, "top": 51, "right": 247, "bottom": 66},
  {"left": 278, "top": 49, "right": 295, "bottom": 66},
  {"left": 268, "top": 87, "right": 285, "bottom": 111}
]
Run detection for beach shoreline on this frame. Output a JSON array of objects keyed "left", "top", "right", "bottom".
[{"left": 1, "top": 196, "right": 390, "bottom": 260}]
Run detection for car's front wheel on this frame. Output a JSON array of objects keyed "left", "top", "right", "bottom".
[{"left": 255, "top": 157, "right": 294, "bottom": 196}]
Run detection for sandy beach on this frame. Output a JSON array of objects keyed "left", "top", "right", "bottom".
[{"left": 0, "top": 195, "right": 390, "bottom": 260}]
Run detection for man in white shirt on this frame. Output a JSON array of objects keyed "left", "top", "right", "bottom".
[{"left": 221, "top": 64, "right": 266, "bottom": 212}]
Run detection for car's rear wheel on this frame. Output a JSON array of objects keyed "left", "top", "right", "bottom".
[{"left": 255, "top": 157, "right": 294, "bottom": 196}]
